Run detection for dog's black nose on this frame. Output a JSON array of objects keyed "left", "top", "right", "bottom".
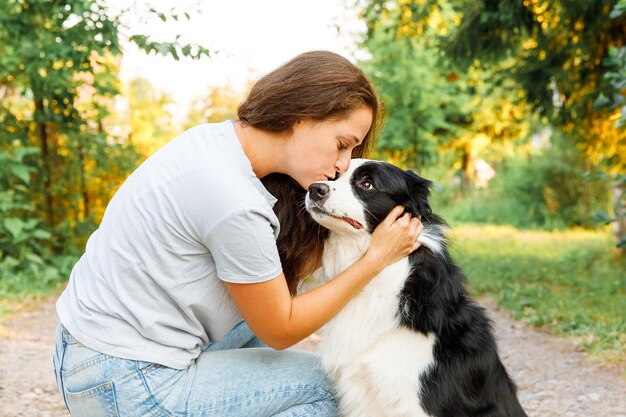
[{"left": 308, "top": 183, "right": 330, "bottom": 202}]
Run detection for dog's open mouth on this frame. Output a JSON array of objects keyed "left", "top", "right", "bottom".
[
  {"left": 310, "top": 207, "right": 364, "bottom": 230},
  {"left": 341, "top": 217, "right": 363, "bottom": 230}
]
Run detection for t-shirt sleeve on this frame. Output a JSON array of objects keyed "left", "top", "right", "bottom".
[{"left": 204, "top": 207, "right": 283, "bottom": 283}]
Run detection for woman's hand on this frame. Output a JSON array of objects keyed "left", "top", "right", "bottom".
[
  {"left": 363, "top": 206, "right": 423, "bottom": 272},
  {"left": 226, "top": 207, "right": 422, "bottom": 349}
]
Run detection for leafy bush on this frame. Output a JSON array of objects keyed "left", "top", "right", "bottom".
[
  {"left": 0, "top": 147, "right": 76, "bottom": 298},
  {"left": 432, "top": 131, "right": 610, "bottom": 230}
]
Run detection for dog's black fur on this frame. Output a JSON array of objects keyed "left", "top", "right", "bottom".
[{"left": 350, "top": 161, "right": 527, "bottom": 417}]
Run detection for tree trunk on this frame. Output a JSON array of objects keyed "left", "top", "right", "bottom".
[
  {"left": 581, "top": 156, "right": 590, "bottom": 227},
  {"left": 35, "top": 97, "right": 53, "bottom": 226},
  {"left": 612, "top": 177, "right": 625, "bottom": 256},
  {"left": 460, "top": 147, "right": 474, "bottom": 194},
  {"left": 77, "top": 142, "right": 89, "bottom": 219}
]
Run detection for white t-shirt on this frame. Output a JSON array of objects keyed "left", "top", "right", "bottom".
[{"left": 56, "top": 121, "right": 282, "bottom": 369}]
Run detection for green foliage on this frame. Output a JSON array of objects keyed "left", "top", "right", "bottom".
[
  {"left": 0, "top": 146, "right": 48, "bottom": 257},
  {"left": 360, "top": 0, "right": 528, "bottom": 174},
  {"left": 587, "top": 172, "right": 626, "bottom": 250},
  {"left": 183, "top": 85, "right": 246, "bottom": 131},
  {"left": 0, "top": 0, "right": 212, "bottom": 208},
  {"left": 129, "top": 34, "right": 211, "bottom": 61},
  {"left": 610, "top": 0, "right": 626, "bottom": 18},
  {"left": 0, "top": 0, "right": 211, "bottom": 299},
  {"left": 116, "top": 4, "right": 213, "bottom": 60},
  {"left": 595, "top": 46, "right": 626, "bottom": 119},
  {"left": 359, "top": 0, "right": 625, "bottom": 154},
  {"left": 433, "top": 128, "right": 610, "bottom": 229},
  {"left": 361, "top": 24, "right": 457, "bottom": 168},
  {"left": 0, "top": 146, "right": 75, "bottom": 298},
  {"left": 1, "top": 0, "right": 126, "bottom": 232},
  {"left": 590, "top": 1, "right": 626, "bottom": 250},
  {"left": 358, "top": 0, "right": 624, "bottom": 245},
  {"left": 124, "top": 77, "right": 179, "bottom": 157},
  {"left": 444, "top": 1, "right": 620, "bottom": 118},
  {"left": 451, "top": 226, "right": 626, "bottom": 359}
]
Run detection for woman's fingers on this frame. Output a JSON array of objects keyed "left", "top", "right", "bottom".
[
  {"left": 408, "top": 216, "right": 423, "bottom": 251},
  {"left": 394, "top": 213, "right": 411, "bottom": 228},
  {"left": 383, "top": 205, "right": 406, "bottom": 227},
  {"left": 410, "top": 216, "right": 423, "bottom": 236},
  {"left": 367, "top": 207, "right": 428, "bottom": 268}
]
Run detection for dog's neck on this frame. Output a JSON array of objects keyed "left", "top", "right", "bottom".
[
  {"left": 321, "top": 224, "right": 448, "bottom": 282},
  {"left": 321, "top": 230, "right": 412, "bottom": 309},
  {"left": 322, "top": 232, "right": 371, "bottom": 280}
]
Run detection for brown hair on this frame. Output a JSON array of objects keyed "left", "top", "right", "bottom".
[{"left": 238, "top": 50, "right": 383, "bottom": 294}]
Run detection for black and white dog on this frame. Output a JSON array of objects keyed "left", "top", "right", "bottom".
[{"left": 305, "top": 159, "right": 527, "bottom": 417}]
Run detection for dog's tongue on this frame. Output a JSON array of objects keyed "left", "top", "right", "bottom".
[{"left": 342, "top": 216, "right": 363, "bottom": 230}]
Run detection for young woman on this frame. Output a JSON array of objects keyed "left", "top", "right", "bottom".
[{"left": 53, "top": 50, "right": 423, "bottom": 417}]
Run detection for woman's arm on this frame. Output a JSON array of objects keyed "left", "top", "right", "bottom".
[{"left": 224, "top": 206, "right": 422, "bottom": 349}]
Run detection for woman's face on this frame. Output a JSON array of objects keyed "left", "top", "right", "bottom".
[{"left": 284, "top": 106, "right": 373, "bottom": 189}]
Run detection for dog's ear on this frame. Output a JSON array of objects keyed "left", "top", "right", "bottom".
[{"left": 402, "top": 170, "right": 433, "bottom": 219}]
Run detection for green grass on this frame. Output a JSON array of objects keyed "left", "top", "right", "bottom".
[{"left": 448, "top": 225, "right": 626, "bottom": 363}]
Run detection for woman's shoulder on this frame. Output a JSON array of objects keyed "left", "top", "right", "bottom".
[
  {"left": 140, "top": 121, "right": 245, "bottom": 177},
  {"left": 166, "top": 121, "right": 237, "bottom": 154}
]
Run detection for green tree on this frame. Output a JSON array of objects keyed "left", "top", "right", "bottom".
[
  {"left": 0, "top": 0, "right": 214, "bottom": 294},
  {"left": 445, "top": 0, "right": 626, "bottom": 248},
  {"left": 357, "top": 0, "right": 624, "bottom": 242},
  {"left": 592, "top": 2, "right": 626, "bottom": 250},
  {"left": 0, "top": 145, "right": 75, "bottom": 297},
  {"left": 0, "top": 0, "right": 213, "bottom": 223},
  {"left": 124, "top": 77, "right": 178, "bottom": 158},
  {"left": 183, "top": 84, "right": 244, "bottom": 131},
  {"left": 358, "top": 1, "right": 528, "bottom": 189},
  {"left": 1, "top": 0, "right": 121, "bottom": 226}
]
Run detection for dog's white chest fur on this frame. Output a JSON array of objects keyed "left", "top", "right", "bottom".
[{"left": 318, "top": 234, "right": 436, "bottom": 417}]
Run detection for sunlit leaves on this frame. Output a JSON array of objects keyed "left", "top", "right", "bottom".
[
  {"left": 359, "top": 0, "right": 528, "bottom": 177},
  {"left": 129, "top": 34, "right": 211, "bottom": 61}
]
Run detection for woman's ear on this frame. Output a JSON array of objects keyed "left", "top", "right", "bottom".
[{"left": 402, "top": 170, "right": 433, "bottom": 220}]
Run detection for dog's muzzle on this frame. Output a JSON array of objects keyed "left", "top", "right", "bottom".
[{"left": 308, "top": 183, "right": 330, "bottom": 204}]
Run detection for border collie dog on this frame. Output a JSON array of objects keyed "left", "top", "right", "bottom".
[{"left": 304, "top": 159, "right": 527, "bottom": 417}]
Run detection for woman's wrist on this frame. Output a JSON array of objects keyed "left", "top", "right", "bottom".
[{"left": 360, "top": 250, "right": 386, "bottom": 276}]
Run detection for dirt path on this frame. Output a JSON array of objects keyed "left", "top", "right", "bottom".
[{"left": 0, "top": 296, "right": 624, "bottom": 417}]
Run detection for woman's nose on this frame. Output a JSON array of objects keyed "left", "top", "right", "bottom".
[{"left": 335, "top": 154, "right": 351, "bottom": 173}]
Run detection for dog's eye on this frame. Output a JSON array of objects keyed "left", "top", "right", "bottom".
[{"left": 358, "top": 180, "right": 374, "bottom": 190}]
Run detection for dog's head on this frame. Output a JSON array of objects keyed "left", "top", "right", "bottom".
[{"left": 305, "top": 159, "right": 436, "bottom": 235}]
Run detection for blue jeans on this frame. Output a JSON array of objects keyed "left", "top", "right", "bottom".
[{"left": 52, "top": 321, "right": 338, "bottom": 416}]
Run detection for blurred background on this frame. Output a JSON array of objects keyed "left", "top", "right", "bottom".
[{"left": 0, "top": 0, "right": 624, "bottom": 365}]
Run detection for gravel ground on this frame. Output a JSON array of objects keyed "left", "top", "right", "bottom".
[{"left": 0, "top": 296, "right": 624, "bottom": 417}]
